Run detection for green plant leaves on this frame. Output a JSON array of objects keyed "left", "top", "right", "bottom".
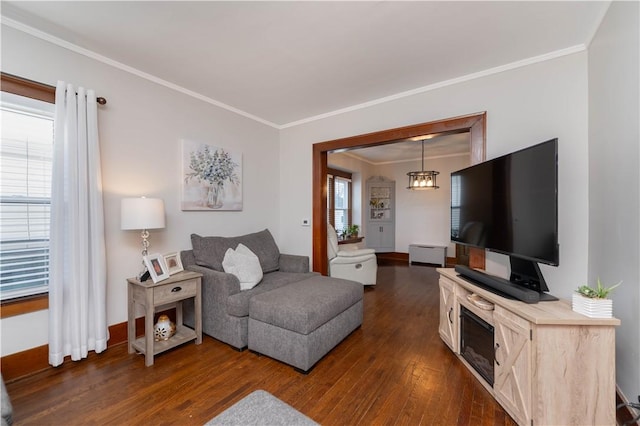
[{"left": 575, "top": 278, "right": 621, "bottom": 299}]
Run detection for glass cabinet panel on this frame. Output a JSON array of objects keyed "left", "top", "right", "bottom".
[
  {"left": 369, "top": 186, "right": 392, "bottom": 221},
  {"left": 366, "top": 176, "right": 395, "bottom": 253}
]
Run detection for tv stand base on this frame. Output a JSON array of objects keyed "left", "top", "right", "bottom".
[{"left": 438, "top": 268, "right": 619, "bottom": 426}]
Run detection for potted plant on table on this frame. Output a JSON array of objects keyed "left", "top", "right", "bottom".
[
  {"left": 347, "top": 224, "right": 360, "bottom": 238},
  {"left": 572, "top": 278, "right": 621, "bottom": 318}
]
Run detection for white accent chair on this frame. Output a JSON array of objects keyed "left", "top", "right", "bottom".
[{"left": 327, "top": 225, "right": 377, "bottom": 285}]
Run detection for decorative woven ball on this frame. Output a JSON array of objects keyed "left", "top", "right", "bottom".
[{"left": 154, "top": 314, "right": 176, "bottom": 341}]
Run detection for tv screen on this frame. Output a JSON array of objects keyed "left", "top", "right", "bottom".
[{"left": 451, "top": 139, "right": 559, "bottom": 266}]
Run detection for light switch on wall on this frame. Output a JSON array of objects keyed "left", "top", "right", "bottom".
[{"left": 301, "top": 218, "right": 310, "bottom": 227}]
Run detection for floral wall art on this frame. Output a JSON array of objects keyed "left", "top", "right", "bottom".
[{"left": 181, "top": 140, "right": 242, "bottom": 211}]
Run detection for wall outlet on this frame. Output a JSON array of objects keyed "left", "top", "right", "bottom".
[{"left": 301, "top": 218, "right": 310, "bottom": 227}]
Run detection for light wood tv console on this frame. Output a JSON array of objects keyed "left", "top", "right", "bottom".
[{"left": 437, "top": 268, "right": 620, "bottom": 426}]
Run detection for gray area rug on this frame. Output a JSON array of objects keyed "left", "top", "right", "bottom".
[{"left": 206, "top": 390, "right": 318, "bottom": 426}]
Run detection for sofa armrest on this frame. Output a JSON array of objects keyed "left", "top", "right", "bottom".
[
  {"left": 1, "top": 374, "right": 12, "bottom": 426},
  {"left": 181, "top": 249, "right": 197, "bottom": 268},
  {"left": 186, "top": 264, "right": 242, "bottom": 296},
  {"left": 278, "top": 254, "right": 309, "bottom": 273},
  {"left": 337, "top": 248, "right": 376, "bottom": 257},
  {"left": 329, "top": 249, "right": 377, "bottom": 265}
]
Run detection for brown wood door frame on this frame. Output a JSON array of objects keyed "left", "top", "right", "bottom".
[{"left": 312, "top": 112, "right": 487, "bottom": 274}]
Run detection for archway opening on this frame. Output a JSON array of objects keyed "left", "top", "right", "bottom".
[{"left": 312, "top": 112, "right": 487, "bottom": 274}]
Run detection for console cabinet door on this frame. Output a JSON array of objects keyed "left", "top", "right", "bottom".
[
  {"left": 438, "top": 277, "right": 458, "bottom": 352},
  {"left": 369, "top": 224, "right": 394, "bottom": 249},
  {"left": 493, "top": 306, "right": 532, "bottom": 426}
]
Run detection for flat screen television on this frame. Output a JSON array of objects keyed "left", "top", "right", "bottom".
[{"left": 451, "top": 138, "right": 559, "bottom": 301}]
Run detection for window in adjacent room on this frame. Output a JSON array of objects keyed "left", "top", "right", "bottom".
[
  {"left": 450, "top": 174, "right": 461, "bottom": 238},
  {"left": 1, "top": 84, "right": 55, "bottom": 303},
  {"left": 327, "top": 168, "right": 352, "bottom": 236}
]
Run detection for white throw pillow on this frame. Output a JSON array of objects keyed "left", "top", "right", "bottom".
[{"left": 222, "top": 243, "right": 263, "bottom": 290}]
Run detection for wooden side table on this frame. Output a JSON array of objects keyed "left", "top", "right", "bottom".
[{"left": 127, "top": 270, "right": 202, "bottom": 366}]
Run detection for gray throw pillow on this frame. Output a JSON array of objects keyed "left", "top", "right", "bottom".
[{"left": 191, "top": 229, "right": 280, "bottom": 273}]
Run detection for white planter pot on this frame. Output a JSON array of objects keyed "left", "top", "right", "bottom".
[{"left": 572, "top": 293, "right": 613, "bottom": 318}]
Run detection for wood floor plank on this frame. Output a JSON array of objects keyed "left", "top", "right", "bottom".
[{"left": 4, "top": 263, "right": 517, "bottom": 425}]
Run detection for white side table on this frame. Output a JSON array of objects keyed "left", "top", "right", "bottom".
[{"left": 127, "top": 270, "right": 202, "bottom": 366}]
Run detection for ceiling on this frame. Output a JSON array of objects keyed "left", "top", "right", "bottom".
[
  {"left": 2, "top": 1, "right": 609, "bottom": 129},
  {"left": 333, "top": 132, "right": 471, "bottom": 165}
]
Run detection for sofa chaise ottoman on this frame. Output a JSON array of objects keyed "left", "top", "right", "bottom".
[{"left": 248, "top": 275, "right": 363, "bottom": 372}]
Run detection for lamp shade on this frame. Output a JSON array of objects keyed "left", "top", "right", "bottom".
[{"left": 121, "top": 197, "right": 166, "bottom": 230}]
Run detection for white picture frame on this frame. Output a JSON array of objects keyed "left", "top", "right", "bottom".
[
  {"left": 143, "top": 253, "right": 170, "bottom": 283},
  {"left": 163, "top": 252, "right": 184, "bottom": 275}
]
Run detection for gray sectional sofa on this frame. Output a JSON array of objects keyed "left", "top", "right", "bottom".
[
  {"left": 181, "top": 229, "right": 363, "bottom": 371},
  {"left": 181, "top": 229, "right": 318, "bottom": 350}
]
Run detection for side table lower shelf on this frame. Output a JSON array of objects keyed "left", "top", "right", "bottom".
[{"left": 130, "top": 325, "right": 198, "bottom": 357}]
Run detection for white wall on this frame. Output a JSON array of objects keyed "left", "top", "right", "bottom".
[
  {"left": 374, "top": 154, "right": 469, "bottom": 256},
  {"left": 280, "top": 52, "right": 589, "bottom": 301},
  {"left": 588, "top": 1, "right": 640, "bottom": 405},
  {"left": 0, "top": 25, "right": 280, "bottom": 356}
]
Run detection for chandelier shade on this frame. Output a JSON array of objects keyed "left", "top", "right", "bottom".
[{"left": 407, "top": 139, "right": 439, "bottom": 190}]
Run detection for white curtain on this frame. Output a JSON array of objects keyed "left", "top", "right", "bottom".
[{"left": 49, "top": 82, "right": 108, "bottom": 367}]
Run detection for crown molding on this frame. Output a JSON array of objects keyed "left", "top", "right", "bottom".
[
  {"left": 279, "top": 44, "right": 586, "bottom": 129},
  {"left": 3, "top": 15, "right": 588, "bottom": 131},
  {"left": 1, "top": 17, "right": 280, "bottom": 129}
]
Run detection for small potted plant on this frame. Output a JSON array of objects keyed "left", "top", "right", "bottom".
[
  {"left": 572, "top": 278, "right": 621, "bottom": 318},
  {"left": 347, "top": 224, "right": 360, "bottom": 238}
]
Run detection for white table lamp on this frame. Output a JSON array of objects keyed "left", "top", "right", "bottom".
[{"left": 121, "top": 197, "right": 165, "bottom": 273}]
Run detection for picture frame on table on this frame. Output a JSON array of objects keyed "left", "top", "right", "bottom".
[
  {"left": 163, "top": 252, "right": 184, "bottom": 275},
  {"left": 143, "top": 253, "right": 170, "bottom": 283}
]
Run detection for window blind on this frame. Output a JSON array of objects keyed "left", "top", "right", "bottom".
[
  {"left": 327, "top": 168, "right": 352, "bottom": 235},
  {"left": 450, "top": 174, "right": 461, "bottom": 238},
  {"left": 0, "top": 99, "right": 54, "bottom": 300}
]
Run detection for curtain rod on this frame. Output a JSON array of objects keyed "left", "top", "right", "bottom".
[
  {"left": 70, "top": 90, "right": 107, "bottom": 105},
  {"left": 1, "top": 72, "right": 107, "bottom": 105},
  {"left": 59, "top": 90, "right": 107, "bottom": 105}
]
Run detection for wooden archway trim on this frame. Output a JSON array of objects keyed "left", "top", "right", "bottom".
[{"left": 312, "top": 112, "right": 487, "bottom": 274}]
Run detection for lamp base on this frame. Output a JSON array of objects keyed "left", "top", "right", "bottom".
[{"left": 139, "top": 270, "right": 151, "bottom": 282}]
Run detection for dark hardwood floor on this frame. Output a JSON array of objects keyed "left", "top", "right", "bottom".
[{"left": 5, "top": 263, "right": 517, "bottom": 425}]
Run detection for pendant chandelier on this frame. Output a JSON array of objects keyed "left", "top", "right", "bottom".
[{"left": 406, "top": 139, "right": 439, "bottom": 190}]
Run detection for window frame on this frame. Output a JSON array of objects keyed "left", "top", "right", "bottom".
[
  {"left": 327, "top": 168, "right": 353, "bottom": 235},
  {"left": 0, "top": 72, "right": 54, "bottom": 318},
  {"left": 450, "top": 174, "right": 461, "bottom": 239}
]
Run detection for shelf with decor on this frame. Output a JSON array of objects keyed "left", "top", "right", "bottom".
[{"left": 366, "top": 176, "right": 395, "bottom": 252}]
